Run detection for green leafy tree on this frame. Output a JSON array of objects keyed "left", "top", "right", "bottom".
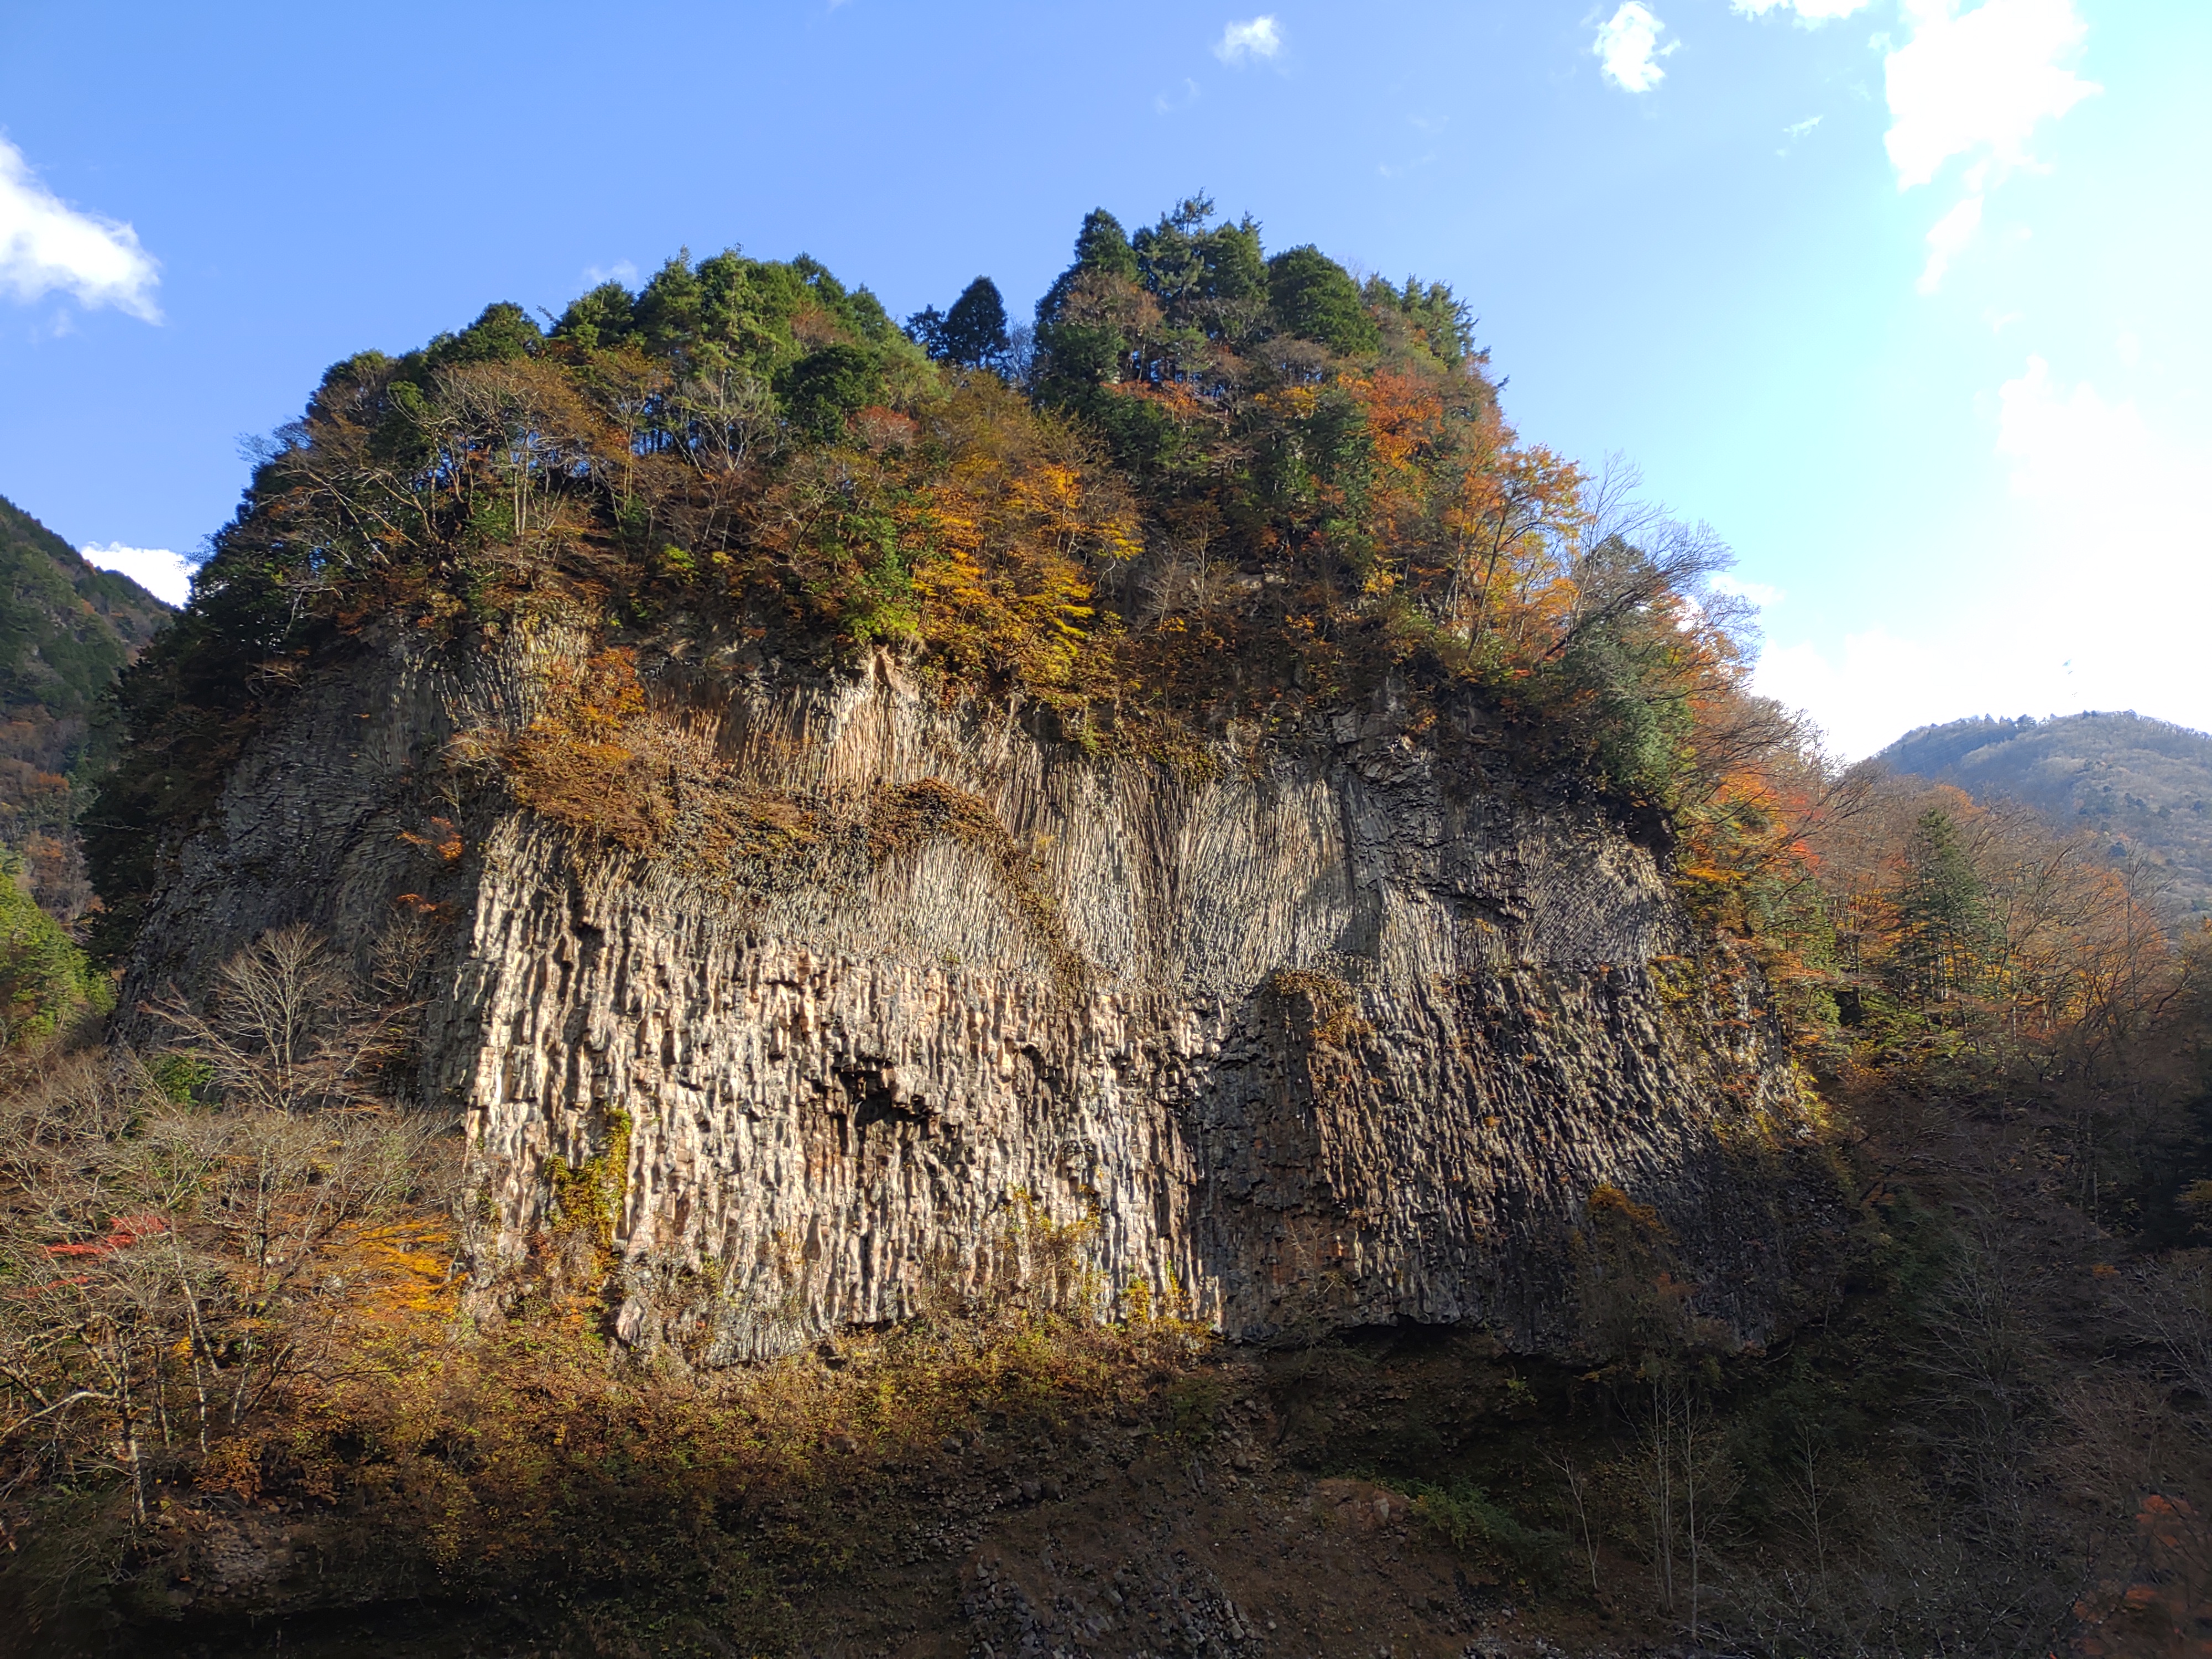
[
  {"left": 578, "top": 247, "right": 905, "bottom": 382},
  {"left": 0, "top": 852, "right": 105, "bottom": 1044},
  {"left": 550, "top": 280, "right": 637, "bottom": 351},
  {"left": 1068, "top": 207, "right": 1140, "bottom": 282},
  {"left": 1032, "top": 209, "right": 1142, "bottom": 371}
]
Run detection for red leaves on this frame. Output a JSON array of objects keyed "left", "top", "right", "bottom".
[
  {"left": 2070, "top": 1495, "right": 2212, "bottom": 1656},
  {"left": 41, "top": 1211, "right": 168, "bottom": 1260}
]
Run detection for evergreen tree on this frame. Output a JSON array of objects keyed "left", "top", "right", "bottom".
[
  {"left": 910, "top": 278, "right": 1010, "bottom": 369},
  {"left": 0, "top": 851, "right": 103, "bottom": 1044},
  {"left": 1895, "top": 807, "right": 1997, "bottom": 1004},
  {"left": 1033, "top": 209, "right": 1140, "bottom": 341},
  {"left": 775, "top": 345, "right": 881, "bottom": 440},
  {"left": 1366, "top": 275, "right": 1475, "bottom": 369},
  {"left": 426, "top": 301, "right": 542, "bottom": 366},
  {"left": 1129, "top": 196, "right": 1266, "bottom": 341},
  {"left": 554, "top": 281, "right": 637, "bottom": 351},
  {"left": 1267, "top": 246, "right": 1379, "bottom": 356},
  {"left": 943, "top": 278, "right": 1009, "bottom": 367},
  {"left": 1069, "top": 208, "right": 1139, "bottom": 283}
]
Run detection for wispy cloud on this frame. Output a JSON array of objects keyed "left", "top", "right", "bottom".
[
  {"left": 1917, "top": 192, "right": 1984, "bottom": 293},
  {"left": 1154, "top": 78, "right": 1201, "bottom": 114},
  {"left": 1594, "top": 4, "right": 1676, "bottom": 94},
  {"left": 81, "top": 542, "right": 192, "bottom": 606},
  {"left": 1378, "top": 153, "right": 1439, "bottom": 180},
  {"left": 1776, "top": 113, "right": 1823, "bottom": 156},
  {"left": 1213, "top": 17, "right": 1281, "bottom": 65},
  {"left": 583, "top": 259, "right": 639, "bottom": 287},
  {"left": 0, "top": 138, "right": 160, "bottom": 321},
  {"left": 1733, "top": 0, "right": 1870, "bottom": 19}
]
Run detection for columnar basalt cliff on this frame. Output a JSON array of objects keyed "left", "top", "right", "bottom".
[
  {"left": 122, "top": 624, "right": 1830, "bottom": 1361},
  {"left": 38, "top": 220, "right": 2190, "bottom": 1659}
]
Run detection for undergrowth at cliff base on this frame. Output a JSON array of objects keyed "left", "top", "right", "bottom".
[
  {"left": 4, "top": 888, "right": 2212, "bottom": 1655},
  {"left": 0, "top": 930, "right": 1214, "bottom": 1650}
]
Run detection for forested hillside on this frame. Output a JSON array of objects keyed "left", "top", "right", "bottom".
[
  {"left": 1880, "top": 711, "right": 2212, "bottom": 923},
  {"left": 0, "top": 494, "right": 169, "bottom": 918},
  {"left": 85, "top": 195, "right": 1775, "bottom": 967}
]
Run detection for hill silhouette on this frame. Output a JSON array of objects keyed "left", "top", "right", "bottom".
[
  {"left": 0, "top": 493, "right": 170, "bottom": 916},
  {"left": 1877, "top": 710, "right": 2212, "bottom": 923}
]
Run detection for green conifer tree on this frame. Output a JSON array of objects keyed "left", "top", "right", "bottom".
[
  {"left": 1895, "top": 807, "right": 1997, "bottom": 1005},
  {"left": 911, "top": 277, "right": 1010, "bottom": 368},
  {"left": 1267, "top": 246, "right": 1380, "bottom": 355}
]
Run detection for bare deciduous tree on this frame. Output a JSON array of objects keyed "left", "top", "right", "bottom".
[{"left": 0, "top": 929, "right": 457, "bottom": 1536}]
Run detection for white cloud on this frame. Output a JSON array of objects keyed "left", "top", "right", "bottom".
[
  {"left": 1755, "top": 629, "right": 1969, "bottom": 759},
  {"left": 582, "top": 259, "right": 638, "bottom": 287},
  {"left": 1213, "top": 17, "right": 1281, "bottom": 64},
  {"left": 1917, "top": 190, "right": 1984, "bottom": 293},
  {"left": 1754, "top": 622, "right": 2099, "bottom": 761},
  {"left": 0, "top": 137, "right": 160, "bottom": 321},
  {"left": 80, "top": 542, "right": 192, "bottom": 606},
  {"left": 1883, "top": 0, "right": 2099, "bottom": 191},
  {"left": 1594, "top": 3, "right": 1676, "bottom": 93},
  {"left": 1734, "top": 0, "right": 1869, "bottom": 19},
  {"left": 1710, "top": 574, "right": 1786, "bottom": 608},
  {"left": 1761, "top": 361, "right": 2212, "bottom": 758},
  {"left": 1995, "top": 356, "right": 2162, "bottom": 503}
]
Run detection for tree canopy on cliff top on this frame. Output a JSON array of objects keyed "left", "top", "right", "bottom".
[{"left": 86, "top": 197, "right": 1785, "bottom": 953}]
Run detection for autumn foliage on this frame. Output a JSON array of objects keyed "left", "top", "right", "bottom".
[
  {"left": 50, "top": 197, "right": 2212, "bottom": 1658},
  {"left": 83, "top": 199, "right": 1788, "bottom": 958}
]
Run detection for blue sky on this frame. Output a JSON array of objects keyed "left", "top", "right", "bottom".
[{"left": 2, "top": 0, "right": 2201, "bottom": 756}]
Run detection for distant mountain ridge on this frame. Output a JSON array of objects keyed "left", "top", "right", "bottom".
[
  {"left": 0, "top": 492, "right": 170, "bottom": 917},
  {"left": 1877, "top": 711, "right": 2212, "bottom": 923}
]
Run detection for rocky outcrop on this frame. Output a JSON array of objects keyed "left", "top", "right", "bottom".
[{"left": 123, "top": 625, "right": 1832, "bottom": 1360}]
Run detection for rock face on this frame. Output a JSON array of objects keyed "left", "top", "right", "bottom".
[{"left": 124, "top": 627, "right": 1827, "bottom": 1360}]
